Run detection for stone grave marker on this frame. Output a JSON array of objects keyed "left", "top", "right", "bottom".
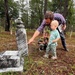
[{"left": 0, "top": 18, "right": 28, "bottom": 72}]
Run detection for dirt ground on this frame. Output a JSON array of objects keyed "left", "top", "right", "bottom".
[
  {"left": 27, "top": 31, "right": 75, "bottom": 75},
  {"left": 0, "top": 31, "right": 75, "bottom": 75}
]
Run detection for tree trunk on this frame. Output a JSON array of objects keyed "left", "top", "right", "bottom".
[
  {"left": 44, "top": 0, "right": 47, "bottom": 15},
  {"left": 63, "top": 0, "right": 69, "bottom": 18},
  {"left": 4, "top": 0, "right": 10, "bottom": 31}
]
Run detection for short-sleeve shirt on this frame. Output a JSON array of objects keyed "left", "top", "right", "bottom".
[
  {"left": 48, "top": 29, "right": 60, "bottom": 46},
  {"left": 37, "top": 13, "right": 66, "bottom": 32}
]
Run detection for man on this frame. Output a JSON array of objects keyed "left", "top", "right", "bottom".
[{"left": 28, "top": 11, "right": 68, "bottom": 51}]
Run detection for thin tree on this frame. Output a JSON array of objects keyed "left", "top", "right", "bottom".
[
  {"left": 63, "top": 0, "right": 69, "bottom": 18},
  {"left": 4, "top": 0, "right": 10, "bottom": 31},
  {"left": 44, "top": 0, "right": 47, "bottom": 14}
]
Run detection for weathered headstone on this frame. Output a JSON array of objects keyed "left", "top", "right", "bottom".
[
  {"left": 16, "top": 24, "right": 28, "bottom": 56},
  {"left": 0, "top": 18, "right": 28, "bottom": 72}
]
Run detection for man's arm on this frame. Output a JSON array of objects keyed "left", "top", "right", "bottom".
[
  {"left": 28, "top": 19, "right": 46, "bottom": 44},
  {"left": 28, "top": 30, "right": 40, "bottom": 44},
  {"left": 62, "top": 24, "right": 66, "bottom": 31}
]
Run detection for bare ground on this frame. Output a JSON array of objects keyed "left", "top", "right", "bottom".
[{"left": 0, "top": 31, "right": 75, "bottom": 75}]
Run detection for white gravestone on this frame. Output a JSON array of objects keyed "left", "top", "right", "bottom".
[
  {"left": 0, "top": 18, "right": 28, "bottom": 72},
  {"left": 16, "top": 25, "right": 28, "bottom": 56}
]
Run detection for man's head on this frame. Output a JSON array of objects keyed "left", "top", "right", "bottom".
[
  {"left": 50, "top": 20, "right": 59, "bottom": 30},
  {"left": 45, "top": 11, "right": 54, "bottom": 24}
]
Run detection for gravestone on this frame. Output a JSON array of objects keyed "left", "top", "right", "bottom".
[
  {"left": 16, "top": 24, "right": 28, "bottom": 56},
  {"left": 0, "top": 18, "right": 28, "bottom": 72}
]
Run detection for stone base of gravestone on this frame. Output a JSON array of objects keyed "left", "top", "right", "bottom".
[{"left": 0, "top": 51, "right": 23, "bottom": 73}]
